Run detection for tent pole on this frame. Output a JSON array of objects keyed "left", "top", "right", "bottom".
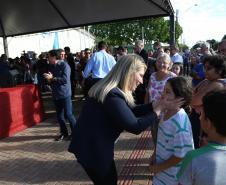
[
  {"left": 0, "top": 19, "right": 9, "bottom": 57},
  {"left": 169, "top": 14, "right": 175, "bottom": 46},
  {"left": 2, "top": 36, "right": 9, "bottom": 57}
]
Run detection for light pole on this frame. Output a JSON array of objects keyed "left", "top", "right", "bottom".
[
  {"left": 185, "top": 4, "right": 198, "bottom": 12},
  {"left": 142, "top": 27, "right": 144, "bottom": 44},
  {"left": 170, "top": 14, "right": 175, "bottom": 46},
  {"left": 178, "top": 3, "right": 198, "bottom": 45},
  {"left": 175, "top": 9, "right": 179, "bottom": 44}
]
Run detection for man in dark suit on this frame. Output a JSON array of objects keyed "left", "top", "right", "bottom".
[
  {"left": 134, "top": 40, "right": 148, "bottom": 64},
  {"left": 44, "top": 49, "right": 76, "bottom": 141},
  {"left": 134, "top": 40, "right": 148, "bottom": 104},
  {"left": 64, "top": 46, "right": 75, "bottom": 99}
]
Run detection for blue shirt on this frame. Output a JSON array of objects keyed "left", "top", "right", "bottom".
[
  {"left": 171, "top": 53, "right": 183, "bottom": 64},
  {"left": 49, "top": 60, "right": 71, "bottom": 100},
  {"left": 191, "top": 63, "right": 205, "bottom": 87},
  {"left": 83, "top": 50, "right": 116, "bottom": 79}
]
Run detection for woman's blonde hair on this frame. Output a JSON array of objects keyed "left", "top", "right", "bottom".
[{"left": 88, "top": 54, "right": 147, "bottom": 107}]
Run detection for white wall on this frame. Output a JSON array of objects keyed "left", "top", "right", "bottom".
[{"left": 0, "top": 28, "right": 95, "bottom": 58}]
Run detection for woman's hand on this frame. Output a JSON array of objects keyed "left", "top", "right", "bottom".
[{"left": 153, "top": 97, "right": 184, "bottom": 116}]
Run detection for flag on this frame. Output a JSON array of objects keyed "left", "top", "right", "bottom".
[{"left": 53, "top": 32, "right": 59, "bottom": 49}]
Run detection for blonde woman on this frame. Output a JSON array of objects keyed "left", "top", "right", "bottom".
[{"left": 68, "top": 54, "right": 182, "bottom": 184}]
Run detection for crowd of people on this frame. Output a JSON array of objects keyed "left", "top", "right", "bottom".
[
  {"left": 1, "top": 38, "right": 226, "bottom": 185},
  {"left": 67, "top": 39, "right": 226, "bottom": 185}
]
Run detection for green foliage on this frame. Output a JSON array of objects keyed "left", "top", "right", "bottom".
[
  {"left": 206, "top": 39, "right": 219, "bottom": 51},
  {"left": 222, "top": 34, "right": 226, "bottom": 41},
  {"left": 192, "top": 43, "right": 201, "bottom": 50},
  {"left": 178, "top": 43, "right": 189, "bottom": 51},
  {"left": 192, "top": 39, "right": 219, "bottom": 51},
  {"left": 89, "top": 18, "right": 183, "bottom": 46},
  {"left": 175, "top": 21, "right": 183, "bottom": 44}
]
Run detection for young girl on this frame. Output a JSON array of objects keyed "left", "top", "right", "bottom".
[
  {"left": 150, "top": 77, "right": 194, "bottom": 185},
  {"left": 171, "top": 62, "right": 183, "bottom": 76}
]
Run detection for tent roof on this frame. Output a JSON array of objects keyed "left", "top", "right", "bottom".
[{"left": 0, "top": 0, "right": 174, "bottom": 37}]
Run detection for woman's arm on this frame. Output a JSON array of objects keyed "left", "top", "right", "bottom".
[
  {"left": 104, "top": 95, "right": 158, "bottom": 135},
  {"left": 131, "top": 103, "right": 154, "bottom": 116},
  {"left": 144, "top": 90, "right": 149, "bottom": 104},
  {"left": 191, "top": 80, "right": 224, "bottom": 107}
]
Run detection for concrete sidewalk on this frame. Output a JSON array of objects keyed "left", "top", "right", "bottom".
[{"left": 0, "top": 92, "right": 154, "bottom": 185}]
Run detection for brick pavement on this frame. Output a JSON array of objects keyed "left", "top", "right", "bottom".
[{"left": 0, "top": 92, "right": 154, "bottom": 185}]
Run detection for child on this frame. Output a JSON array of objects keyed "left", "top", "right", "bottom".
[
  {"left": 177, "top": 90, "right": 226, "bottom": 185},
  {"left": 191, "top": 55, "right": 226, "bottom": 148},
  {"left": 150, "top": 77, "right": 194, "bottom": 185},
  {"left": 171, "top": 62, "right": 183, "bottom": 76}
]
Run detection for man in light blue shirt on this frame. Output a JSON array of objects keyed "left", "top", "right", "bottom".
[
  {"left": 170, "top": 46, "right": 183, "bottom": 64},
  {"left": 83, "top": 41, "right": 116, "bottom": 94}
]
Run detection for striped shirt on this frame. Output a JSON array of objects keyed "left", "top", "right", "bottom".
[{"left": 153, "top": 108, "right": 194, "bottom": 185}]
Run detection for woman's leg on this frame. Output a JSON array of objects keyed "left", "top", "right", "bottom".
[{"left": 83, "top": 160, "right": 118, "bottom": 185}]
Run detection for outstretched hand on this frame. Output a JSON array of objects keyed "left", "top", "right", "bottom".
[{"left": 153, "top": 97, "right": 185, "bottom": 116}]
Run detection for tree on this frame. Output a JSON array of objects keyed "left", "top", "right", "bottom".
[
  {"left": 192, "top": 40, "right": 219, "bottom": 51},
  {"left": 206, "top": 39, "right": 219, "bottom": 51},
  {"left": 178, "top": 43, "right": 189, "bottom": 51},
  {"left": 89, "top": 18, "right": 183, "bottom": 46}
]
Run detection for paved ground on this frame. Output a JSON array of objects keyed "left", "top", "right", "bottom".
[{"left": 0, "top": 91, "right": 154, "bottom": 185}]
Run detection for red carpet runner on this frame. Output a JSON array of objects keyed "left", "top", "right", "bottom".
[{"left": 118, "top": 129, "right": 153, "bottom": 185}]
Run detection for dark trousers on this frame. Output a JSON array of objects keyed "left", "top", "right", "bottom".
[
  {"left": 84, "top": 77, "right": 101, "bottom": 97},
  {"left": 189, "top": 109, "right": 201, "bottom": 149},
  {"left": 54, "top": 96, "right": 76, "bottom": 136},
  {"left": 183, "top": 62, "right": 190, "bottom": 76},
  {"left": 71, "top": 79, "right": 75, "bottom": 99},
  {"left": 83, "top": 160, "right": 117, "bottom": 185}
]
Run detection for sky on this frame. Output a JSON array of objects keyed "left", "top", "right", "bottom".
[{"left": 170, "top": 0, "right": 226, "bottom": 47}]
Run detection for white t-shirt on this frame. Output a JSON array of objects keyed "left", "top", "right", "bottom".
[
  {"left": 177, "top": 142, "right": 226, "bottom": 185},
  {"left": 153, "top": 108, "right": 194, "bottom": 185}
]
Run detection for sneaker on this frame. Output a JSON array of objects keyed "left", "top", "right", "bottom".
[{"left": 54, "top": 134, "right": 69, "bottom": 141}]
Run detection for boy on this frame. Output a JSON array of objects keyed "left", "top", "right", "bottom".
[{"left": 177, "top": 89, "right": 226, "bottom": 185}]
